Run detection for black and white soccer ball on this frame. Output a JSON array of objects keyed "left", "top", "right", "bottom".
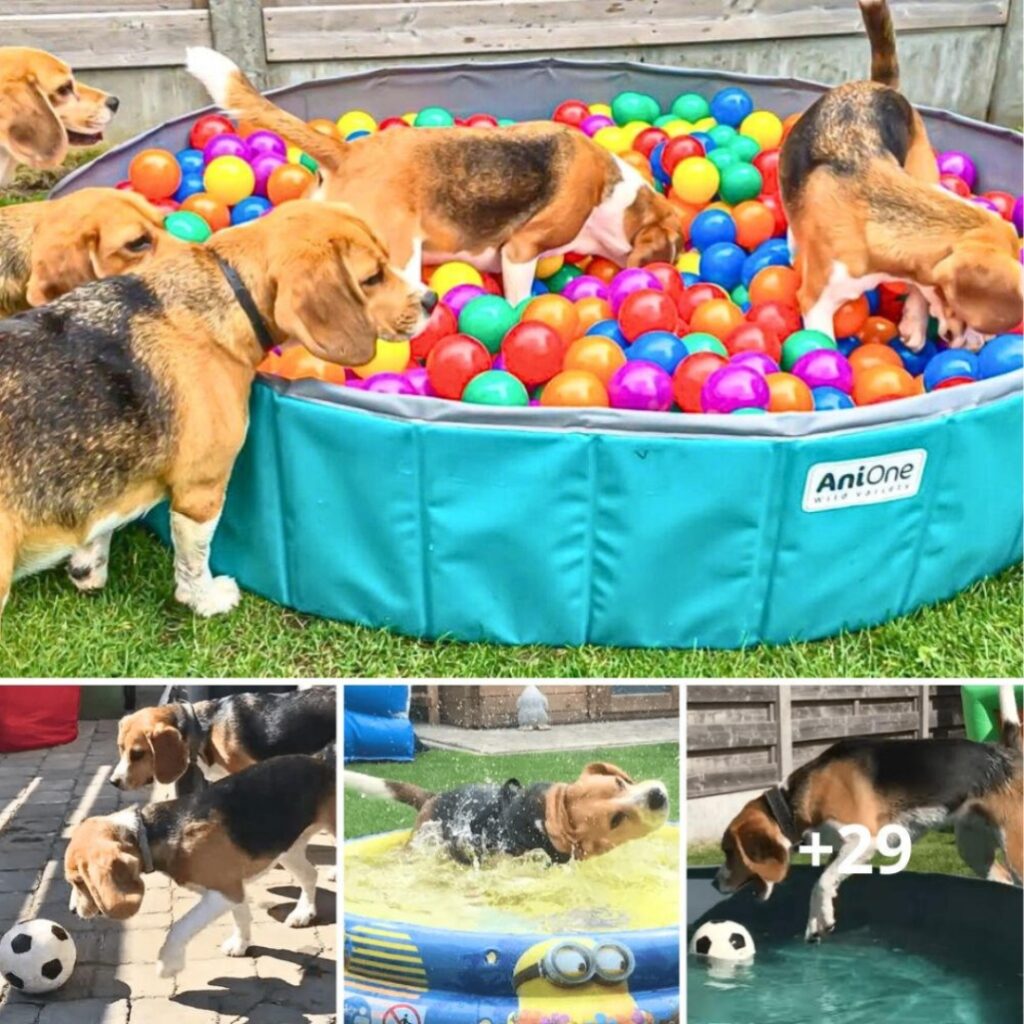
[
  {"left": 690, "top": 920, "right": 755, "bottom": 962},
  {"left": 0, "top": 919, "right": 77, "bottom": 994}
]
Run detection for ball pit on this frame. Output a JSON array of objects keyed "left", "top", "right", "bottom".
[{"left": 54, "top": 60, "right": 1023, "bottom": 648}]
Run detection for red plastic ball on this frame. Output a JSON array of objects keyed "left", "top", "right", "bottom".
[
  {"left": 502, "top": 322, "right": 565, "bottom": 387},
  {"left": 752, "top": 148, "right": 780, "bottom": 194},
  {"left": 746, "top": 300, "right": 802, "bottom": 343},
  {"left": 672, "top": 351, "right": 728, "bottom": 413},
  {"left": 939, "top": 173, "right": 970, "bottom": 198},
  {"left": 618, "top": 288, "right": 678, "bottom": 342},
  {"left": 553, "top": 99, "right": 591, "bottom": 128},
  {"left": 114, "top": 180, "right": 133, "bottom": 190},
  {"left": 634, "top": 127, "right": 669, "bottom": 159},
  {"left": 983, "top": 190, "right": 1016, "bottom": 221},
  {"left": 189, "top": 114, "right": 235, "bottom": 151},
  {"left": 643, "top": 262, "right": 685, "bottom": 305},
  {"left": 677, "top": 283, "right": 728, "bottom": 323},
  {"left": 725, "top": 322, "right": 781, "bottom": 362},
  {"left": 660, "top": 135, "right": 705, "bottom": 177},
  {"left": 379, "top": 117, "right": 411, "bottom": 131},
  {"left": 757, "top": 192, "right": 788, "bottom": 236},
  {"left": 466, "top": 114, "right": 499, "bottom": 128},
  {"left": 426, "top": 334, "right": 491, "bottom": 399},
  {"left": 411, "top": 302, "right": 458, "bottom": 360}
]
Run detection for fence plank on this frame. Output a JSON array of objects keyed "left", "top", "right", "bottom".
[
  {"left": 687, "top": 720, "right": 778, "bottom": 750},
  {"left": 689, "top": 762, "right": 778, "bottom": 797},
  {"left": 4, "top": 1, "right": 203, "bottom": 11}
]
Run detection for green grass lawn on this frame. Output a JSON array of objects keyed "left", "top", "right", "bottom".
[{"left": 344, "top": 743, "right": 680, "bottom": 839}]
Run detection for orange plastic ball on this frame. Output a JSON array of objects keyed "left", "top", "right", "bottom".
[
  {"left": 748, "top": 265, "right": 800, "bottom": 307},
  {"left": 587, "top": 257, "right": 621, "bottom": 284},
  {"left": 849, "top": 343, "right": 902, "bottom": 374},
  {"left": 833, "top": 295, "right": 870, "bottom": 338},
  {"left": 180, "top": 192, "right": 231, "bottom": 232},
  {"left": 540, "top": 369, "right": 609, "bottom": 407},
  {"left": 275, "top": 345, "right": 331, "bottom": 380},
  {"left": 689, "top": 298, "right": 746, "bottom": 341},
  {"left": 574, "top": 296, "right": 614, "bottom": 331},
  {"left": 128, "top": 148, "right": 181, "bottom": 201},
  {"left": 732, "top": 200, "right": 776, "bottom": 251},
  {"left": 852, "top": 363, "right": 916, "bottom": 405},
  {"left": 563, "top": 335, "right": 627, "bottom": 385},
  {"left": 765, "top": 372, "right": 813, "bottom": 412},
  {"left": 267, "top": 163, "right": 315, "bottom": 205},
  {"left": 307, "top": 118, "right": 342, "bottom": 141},
  {"left": 858, "top": 315, "right": 899, "bottom": 346},
  {"left": 522, "top": 294, "right": 581, "bottom": 346},
  {"left": 782, "top": 112, "right": 802, "bottom": 139}
]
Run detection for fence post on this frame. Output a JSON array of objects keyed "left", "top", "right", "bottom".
[
  {"left": 919, "top": 687, "right": 931, "bottom": 738},
  {"left": 988, "top": 0, "right": 1022, "bottom": 126},
  {"left": 777, "top": 685, "right": 793, "bottom": 781},
  {"left": 207, "top": 0, "right": 269, "bottom": 85}
]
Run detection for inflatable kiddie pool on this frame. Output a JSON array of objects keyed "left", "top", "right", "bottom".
[{"left": 54, "top": 60, "right": 1024, "bottom": 649}]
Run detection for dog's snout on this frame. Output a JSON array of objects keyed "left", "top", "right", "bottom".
[
  {"left": 109, "top": 776, "right": 122, "bottom": 789},
  {"left": 105, "top": 96, "right": 120, "bottom": 112},
  {"left": 647, "top": 786, "right": 667, "bottom": 811},
  {"left": 420, "top": 289, "right": 438, "bottom": 314}
]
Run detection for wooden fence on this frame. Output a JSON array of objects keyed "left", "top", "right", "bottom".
[{"left": 687, "top": 685, "right": 966, "bottom": 798}]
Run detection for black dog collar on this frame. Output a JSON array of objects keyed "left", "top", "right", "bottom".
[
  {"left": 179, "top": 700, "right": 203, "bottom": 765},
  {"left": 215, "top": 254, "right": 276, "bottom": 351},
  {"left": 764, "top": 785, "right": 803, "bottom": 844},
  {"left": 133, "top": 806, "right": 155, "bottom": 874}
]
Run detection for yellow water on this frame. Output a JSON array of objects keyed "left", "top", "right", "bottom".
[{"left": 344, "top": 825, "right": 678, "bottom": 933}]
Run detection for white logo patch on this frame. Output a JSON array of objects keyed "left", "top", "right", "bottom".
[{"left": 802, "top": 449, "right": 927, "bottom": 512}]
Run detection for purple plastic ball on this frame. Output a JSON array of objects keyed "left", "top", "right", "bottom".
[
  {"left": 1013, "top": 195, "right": 1023, "bottom": 236},
  {"left": 492, "top": 353, "right": 506, "bottom": 371},
  {"left": 791, "top": 348, "right": 853, "bottom": 393},
  {"left": 607, "top": 360, "right": 673, "bottom": 411},
  {"left": 347, "top": 378, "right": 368, "bottom": 390},
  {"left": 730, "top": 351, "right": 779, "bottom": 377},
  {"left": 246, "top": 130, "right": 287, "bottom": 159},
  {"left": 609, "top": 268, "right": 662, "bottom": 313},
  {"left": 971, "top": 196, "right": 999, "bottom": 214},
  {"left": 250, "top": 153, "right": 286, "bottom": 197},
  {"left": 404, "top": 367, "right": 435, "bottom": 396},
  {"left": 203, "top": 133, "right": 249, "bottom": 163},
  {"left": 561, "top": 274, "right": 610, "bottom": 302},
  {"left": 701, "top": 365, "right": 770, "bottom": 413},
  {"left": 363, "top": 372, "right": 417, "bottom": 395},
  {"left": 580, "top": 114, "right": 615, "bottom": 136},
  {"left": 443, "top": 284, "right": 486, "bottom": 316},
  {"left": 936, "top": 150, "right": 977, "bottom": 191}
]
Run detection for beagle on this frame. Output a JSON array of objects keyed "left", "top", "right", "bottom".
[
  {"left": 65, "top": 749, "right": 336, "bottom": 978},
  {"left": 714, "top": 689, "right": 1022, "bottom": 942},
  {"left": 0, "top": 188, "right": 167, "bottom": 316},
  {"left": 0, "top": 47, "right": 119, "bottom": 186},
  {"left": 0, "top": 200, "right": 431, "bottom": 623},
  {"left": 185, "top": 47, "right": 683, "bottom": 305},
  {"left": 780, "top": 0, "right": 1023, "bottom": 351},
  {"left": 111, "top": 687, "right": 336, "bottom": 790},
  {"left": 345, "top": 761, "right": 669, "bottom": 864}
]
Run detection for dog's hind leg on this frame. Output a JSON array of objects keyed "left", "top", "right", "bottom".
[
  {"left": 279, "top": 838, "right": 319, "bottom": 927},
  {"left": 954, "top": 812, "right": 1010, "bottom": 883},
  {"left": 68, "top": 530, "right": 113, "bottom": 593},
  {"left": 169, "top": 483, "right": 239, "bottom": 617},
  {"left": 0, "top": 516, "right": 16, "bottom": 631}
]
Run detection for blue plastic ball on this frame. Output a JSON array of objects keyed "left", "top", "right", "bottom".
[
  {"left": 892, "top": 338, "right": 937, "bottom": 377},
  {"left": 740, "top": 246, "right": 789, "bottom": 288},
  {"left": 690, "top": 131, "right": 715, "bottom": 152},
  {"left": 231, "top": 195, "right": 272, "bottom": 225},
  {"left": 978, "top": 333, "right": 1023, "bottom": 378},
  {"left": 812, "top": 386, "right": 855, "bottom": 411},
  {"left": 586, "top": 318, "right": 628, "bottom": 348},
  {"left": 530, "top": 279, "right": 549, "bottom": 297},
  {"left": 700, "top": 241, "right": 746, "bottom": 291},
  {"left": 681, "top": 272, "right": 701, "bottom": 288},
  {"left": 710, "top": 87, "right": 755, "bottom": 127},
  {"left": 176, "top": 148, "right": 205, "bottom": 175},
  {"left": 836, "top": 336, "right": 860, "bottom": 357},
  {"left": 628, "top": 330, "right": 687, "bottom": 373},
  {"left": 690, "top": 209, "right": 737, "bottom": 250},
  {"left": 650, "top": 140, "right": 672, "bottom": 185},
  {"left": 865, "top": 287, "right": 881, "bottom": 315},
  {"left": 923, "top": 348, "right": 979, "bottom": 391},
  {"left": 173, "top": 172, "right": 205, "bottom": 203},
  {"left": 345, "top": 130, "right": 371, "bottom": 141}
]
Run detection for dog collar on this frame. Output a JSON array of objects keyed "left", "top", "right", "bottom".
[
  {"left": 133, "top": 806, "right": 155, "bottom": 875},
  {"left": 214, "top": 254, "right": 276, "bottom": 351},
  {"left": 764, "top": 786, "right": 802, "bottom": 844},
  {"left": 179, "top": 700, "right": 204, "bottom": 765}
]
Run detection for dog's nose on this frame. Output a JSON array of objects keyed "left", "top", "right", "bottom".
[
  {"left": 106, "top": 96, "right": 120, "bottom": 112},
  {"left": 647, "top": 787, "right": 667, "bottom": 811},
  {"left": 109, "top": 777, "right": 122, "bottom": 789},
  {"left": 420, "top": 289, "right": 438, "bottom": 314}
]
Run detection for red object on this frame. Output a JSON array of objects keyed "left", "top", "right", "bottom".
[
  {"left": 618, "top": 289, "right": 678, "bottom": 341},
  {"left": 677, "top": 282, "right": 728, "bottom": 323},
  {"left": 939, "top": 173, "right": 970, "bottom": 197},
  {"left": 189, "top": 113, "right": 235, "bottom": 151},
  {"left": 150, "top": 198, "right": 179, "bottom": 215},
  {"left": 426, "top": 334, "right": 491, "bottom": 399},
  {"left": 725, "top": 322, "right": 782, "bottom": 362},
  {"left": 114, "top": 180, "right": 133, "bottom": 191},
  {"left": 672, "top": 351, "right": 727, "bottom": 412},
  {"left": 379, "top": 117, "right": 411, "bottom": 131},
  {"left": 466, "top": 114, "right": 499, "bottom": 129},
  {"left": 752, "top": 148, "right": 780, "bottom": 194},
  {"left": 553, "top": 99, "right": 591, "bottom": 128},
  {"left": 0, "top": 686, "right": 80, "bottom": 753},
  {"left": 660, "top": 135, "right": 704, "bottom": 177},
  {"left": 642, "top": 261, "right": 685, "bottom": 304},
  {"left": 746, "top": 300, "right": 802, "bottom": 342},
  {"left": 502, "top": 322, "right": 565, "bottom": 387},
  {"left": 757, "top": 192, "right": 788, "bottom": 236},
  {"left": 633, "top": 127, "right": 669, "bottom": 158},
  {"left": 982, "top": 190, "right": 1015, "bottom": 221},
  {"left": 411, "top": 302, "right": 458, "bottom": 360}
]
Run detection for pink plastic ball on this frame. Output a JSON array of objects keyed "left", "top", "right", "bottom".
[
  {"left": 444, "top": 284, "right": 486, "bottom": 317},
  {"left": 246, "top": 130, "right": 287, "bottom": 158},
  {"left": 203, "top": 134, "right": 249, "bottom": 163},
  {"left": 562, "top": 275, "right": 610, "bottom": 302},
  {"left": 701, "top": 365, "right": 770, "bottom": 413},
  {"left": 609, "top": 268, "right": 662, "bottom": 313},
  {"left": 607, "top": 360, "right": 673, "bottom": 411},
  {"left": 792, "top": 348, "right": 854, "bottom": 392},
  {"left": 580, "top": 114, "right": 615, "bottom": 136},
  {"left": 1013, "top": 195, "right": 1023, "bottom": 236},
  {"left": 404, "top": 366, "right": 435, "bottom": 396},
  {"left": 730, "top": 351, "right": 779, "bottom": 376},
  {"left": 364, "top": 372, "right": 417, "bottom": 395},
  {"left": 251, "top": 153, "right": 286, "bottom": 196},
  {"left": 936, "top": 151, "right": 977, "bottom": 190}
]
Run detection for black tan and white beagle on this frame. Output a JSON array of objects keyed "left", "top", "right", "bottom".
[
  {"left": 780, "top": 0, "right": 1022, "bottom": 351},
  {"left": 345, "top": 761, "right": 669, "bottom": 864},
  {"left": 110, "top": 687, "right": 336, "bottom": 790},
  {"left": 65, "top": 749, "right": 336, "bottom": 978},
  {"left": 185, "top": 47, "right": 683, "bottom": 305},
  {"left": 714, "top": 687, "right": 1022, "bottom": 941}
]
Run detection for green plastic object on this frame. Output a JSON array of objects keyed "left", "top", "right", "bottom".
[
  {"left": 707, "top": 149, "right": 737, "bottom": 173},
  {"left": 164, "top": 210, "right": 211, "bottom": 243},
  {"left": 612, "top": 90, "right": 661, "bottom": 125},
  {"left": 671, "top": 92, "right": 710, "bottom": 123},
  {"left": 961, "top": 685, "right": 1023, "bottom": 742},
  {"left": 414, "top": 106, "right": 456, "bottom": 127},
  {"left": 543, "top": 264, "right": 584, "bottom": 293},
  {"left": 458, "top": 295, "right": 518, "bottom": 353},
  {"left": 682, "top": 332, "right": 729, "bottom": 358},
  {"left": 462, "top": 370, "right": 529, "bottom": 406},
  {"left": 718, "top": 162, "right": 763, "bottom": 204},
  {"left": 782, "top": 330, "right": 838, "bottom": 371},
  {"left": 729, "top": 135, "right": 762, "bottom": 162}
]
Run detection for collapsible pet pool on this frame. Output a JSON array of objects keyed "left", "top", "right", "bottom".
[
  {"left": 343, "top": 826, "right": 679, "bottom": 1023},
  {"left": 688, "top": 866, "right": 1023, "bottom": 1024},
  {"left": 56, "top": 60, "right": 1024, "bottom": 648}
]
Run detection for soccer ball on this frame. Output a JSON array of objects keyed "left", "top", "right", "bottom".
[
  {"left": 689, "top": 919, "right": 755, "bottom": 961},
  {"left": 0, "top": 919, "right": 77, "bottom": 994}
]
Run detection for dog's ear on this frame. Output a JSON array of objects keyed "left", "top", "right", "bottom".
[
  {"left": 27, "top": 225, "right": 99, "bottom": 306},
  {"left": 149, "top": 723, "right": 188, "bottom": 785},
  {"left": 628, "top": 223, "right": 677, "bottom": 268},
  {"left": 543, "top": 782, "right": 577, "bottom": 856},
  {"left": 933, "top": 244, "right": 1024, "bottom": 335},
  {"left": 0, "top": 78, "right": 67, "bottom": 169},
  {"left": 735, "top": 819, "right": 789, "bottom": 883},
  {"left": 93, "top": 849, "right": 145, "bottom": 920},
  {"left": 499, "top": 778, "right": 523, "bottom": 802},
  {"left": 580, "top": 762, "right": 635, "bottom": 784}
]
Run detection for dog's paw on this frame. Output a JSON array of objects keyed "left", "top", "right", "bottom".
[
  {"left": 804, "top": 907, "right": 836, "bottom": 942},
  {"left": 177, "top": 575, "right": 240, "bottom": 617},
  {"left": 157, "top": 944, "right": 186, "bottom": 978},
  {"left": 221, "top": 933, "right": 250, "bottom": 957},
  {"left": 284, "top": 898, "right": 317, "bottom": 928},
  {"left": 68, "top": 553, "right": 109, "bottom": 593}
]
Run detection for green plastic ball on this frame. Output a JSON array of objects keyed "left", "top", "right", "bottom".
[
  {"left": 414, "top": 106, "right": 456, "bottom": 128},
  {"left": 682, "top": 332, "right": 729, "bottom": 357},
  {"left": 707, "top": 148, "right": 737, "bottom": 173},
  {"left": 299, "top": 152, "right": 319, "bottom": 173},
  {"left": 718, "top": 162, "right": 763, "bottom": 204},
  {"left": 731, "top": 284, "right": 750, "bottom": 307},
  {"left": 672, "top": 92, "right": 711, "bottom": 123},
  {"left": 543, "top": 264, "right": 584, "bottom": 293},
  {"left": 708, "top": 124, "right": 737, "bottom": 148},
  {"left": 732, "top": 406, "right": 767, "bottom": 415},
  {"left": 458, "top": 295, "right": 519, "bottom": 354},
  {"left": 514, "top": 297, "right": 534, "bottom": 320},
  {"left": 164, "top": 210, "right": 211, "bottom": 243},
  {"left": 611, "top": 91, "right": 660, "bottom": 126},
  {"left": 498, "top": 117, "right": 516, "bottom": 127},
  {"left": 654, "top": 114, "right": 680, "bottom": 128},
  {"left": 781, "top": 329, "right": 838, "bottom": 371},
  {"left": 462, "top": 369, "right": 529, "bottom": 406},
  {"left": 729, "top": 135, "right": 761, "bottom": 162}
]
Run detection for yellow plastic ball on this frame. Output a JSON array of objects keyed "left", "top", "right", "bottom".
[
  {"left": 286, "top": 144, "right": 306, "bottom": 166},
  {"left": 740, "top": 110, "right": 783, "bottom": 150},
  {"left": 692, "top": 116, "right": 717, "bottom": 132},
  {"left": 401, "top": 112, "right": 417, "bottom": 125},
  {"left": 537, "top": 254, "right": 565, "bottom": 279},
  {"left": 593, "top": 125, "right": 629, "bottom": 153},
  {"left": 203, "top": 155, "right": 255, "bottom": 206},
  {"left": 428, "top": 261, "right": 484, "bottom": 297},
  {"left": 675, "top": 250, "right": 701, "bottom": 275},
  {"left": 589, "top": 102, "right": 613, "bottom": 117},
  {"left": 661, "top": 119, "right": 693, "bottom": 138},
  {"left": 337, "top": 109, "right": 378, "bottom": 137},
  {"left": 349, "top": 338, "right": 411, "bottom": 377},
  {"left": 620, "top": 121, "right": 650, "bottom": 145},
  {"left": 671, "top": 156, "right": 720, "bottom": 206}
]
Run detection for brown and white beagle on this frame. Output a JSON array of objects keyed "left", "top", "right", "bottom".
[
  {"left": 0, "top": 188, "right": 168, "bottom": 316},
  {"left": 0, "top": 47, "right": 119, "bottom": 186},
  {"left": 345, "top": 761, "right": 669, "bottom": 864},
  {"left": 715, "top": 686, "right": 1022, "bottom": 941},
  {"left": 780, "top": 0, "right": 1023, "bottom": 351},
  {"left": 65, "top": 749, "right": 336, "bottom": 978},
  {"left": 0, "top": 200, "right": 431, "bottom": 623},
  {"left": 185, "top": 47, "right": 683, "bottom": 305}
]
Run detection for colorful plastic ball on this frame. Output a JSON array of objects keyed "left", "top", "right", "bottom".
[
  {"left": 609, "top": 268, "right": 662, "bottom": 313},
  {"left": 671, "top": 351, "right": 726, "bottom": 411},
  {"left": 746, "top": 300, "right": 801, "bottom": 343},
  {"left": 681, "top": 331, "right": 729, "bottom": 357},
  {"left": 458, "top": 295, "right": 518, "bottom": 353},
  {"left": 607, "top": 361, "right": 673, "bottom": 411},
  {"left": 540, "top": 369, "right": 610, "bottom": 407},
  {"left": 852, "top": 363, "right": 917, "bottom": 405},
  {"left": 231, "top": 195, "right": 272, "bottom": 225},
  {"left": 781, "top": 329, "right": 837, "bottom": 371},
  {"left": 939, "top": 173, "right": 971, "bottom": 198},
  {"left": 706, "top": 148, "right": 737, "bottom": 174},
  {"left": 337, "top": 110, "right": 377, "bottom": 137},
  {"left": 164, "top": 210, "right": 211, "bottom": 243},
  {"left": 203, "top": 133, "right": 249, "bottom": 163},
  {"left": 628, "top": 330, "right": 687, "bottom": 374},
  {"left": 812, "top": 385, "right": 855, "bottom": 411},
  {"left": 350, "top": 339, "right": 412, "bottom": 378},
  {"left": 672, "top": 93, "right": 710, "bottom": 123},
  {"left": 690, "top": 209, "right": 737, "bottom": 250},
  {"left": 849, "top": 342, "right": 902, "bottom": 375},
  {"left": 265, "top": 162, "right": 314, "bottom": 204},
  {"left": 411, "top": 302, "right": 458, "bottom": 360},
  {"left": 564, "top": 335, "right": 627, "bottom": 385},
  {"left": 202, "top": 155, "right": 254, "bottom": 206},
  {"left": 618, "top": 289, "right": 678, "bottom": 341},
  {"left": 173, "top": 172, "right": 205, "bottom": 203},
  {"left": 891, "top": 338, "right": 937, "bottom": 376},
  {"left": 586, "top": 319, "right": 628, "bottom": 348},
  {"left": 858, "top": 315, "right": 899, "bottom": 346},
  {"left": 562, "top": 275, "right": 610, "bottom": 302},
  {"left": 710, "top": 87, "right": 755, "bottom": 127},
  {"left": 672, "top": 157, "right": 720, "bottom": 205},
  {"left": 181, "top": 193, "right": 230, "bottom": 232},
  {"left": 611, "top": 91, "right": 660, "bottom": 125},
  {"left": 443, "top": 284, "right": 486, "bottom": 317},
  {"left": 730, "top": 351, "right": 779, "bottom": 376},
  {"left": 189, "top": 114, "right": 235, "bottom": 151},
  {"left": 758, "top": 192, "right": 788, "bottom": 236},
  {"left": 752, "top": 148, "right": 780, "bottom": 193},
  {"left": 659, "top": 135, "right": 705, "bottom": 177},
  {"left": 580, "top": 113, "right": 615, "bottom": 136},
  {"left": 415, "top": 106, "right": 456, "bottom": 127},
  {"left": 740, "top": 110, "right": 783, "bottom": 150},
  {"left": 923, "top": 348, "right": 979, "bottom": 391},
  {"left": 429, "top": 261, "right": 484, "bottom": 298},
  {"left": 522, "top": 294, "right": 581, "bottom": 345},
  {"left": 642, "top": 262, "right": 686, "bottom": 304},
  {"left": 502, "top": 321, "right": 565, "bottom": 387},
  {"left": 718, "top": 162, "right": 763, "bottom": 205},
  {"left": 677, "top": 282, "right": 727, "bottom": 321},
  {"left": 363, "top": 372, "right": 417, "bottom": 396},
  {"left": 689, "top": 131, "right": 714, "bottom": 153},
  {"left": 1012, "top": 195, "right": 1023, "bottom": 236},
  {"left": 544, "top": 264, "right": 584, "bottom": 293},
  {"left": 748, "top": 265, "right": 799, "bottom": 307},
  {"left": 176, "top": 148, "right": 205, "bottom": 174},
  {"left": 250, "top": 153, "right": 286, "bottom": 196},
  {"left": 634, "top": 127, "right": 669, "bottom": 158},
  {"left": 731, "top": 201, "right": 775, "bottom": 251},
  {"left": 936, "top": 151, "right": 977, "bottom": 190},
  {"left": 725, "top": 321, "right": 781, "bottom": 361},
  {"left": 791, "top": 347, "right": 853, "bottom": 392},
  {"left": 404, "top": 366, "right": 435, "bottom": 396},
  {"left": 978, "top": 333, "right": 1023, "bottom": 378},
  {"left": 246, "top": 130, "right": 287, "bottom": 158},
  {"left": 689, "top": 298, "right": 745, "bottom": 341},
  {"left": 593, "top": 125, "right": 630, "bottom": 153},
  {"left": 553, "top": 99, "right": 591, "bottom": 127},
  {"left": 708, "top": 124, "right": 738, "bottom": 149},
  {"left": 728, "top": 135, "right": 761, "bottom": 163},
  {"left": 764, "top": 371, "right": 813, "bottom": 412},
  {"left": 701, "top": 364, "right": 769, "bottom": 413},
  {"left": 129, "top": 148, "right": 181, "bottom": 200},
  {"left": 426, "top": 334, "right": 491, "bottom": 398},
  {"left": 675, "top": 250, "right": 702, "bottom": 276},
  {"left": 462, "top": 369, "right": 529, "bottom": 406},
  {"left": 699, "top": 242, "right": 746, "bottom": 292},
  {"left": 833, "top": 296, "right": 870, "bottom": 338}
]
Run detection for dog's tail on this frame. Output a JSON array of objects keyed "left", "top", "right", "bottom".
[
  {"left": 998, "top": 684, "right": 1022, "bottom": 749},
  {"left": 185, "top": 46, "right": 346, "bottom": 172},
  {"left": 859, "top": 0, "right": 900, "bottom": 89},
  {"left": 344, "top": 770, "right": 435, "bottom": 809}
]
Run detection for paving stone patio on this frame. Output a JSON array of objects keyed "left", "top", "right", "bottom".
[{"left": 0, "top": 719, "right": 336, "bottom": 1023}]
